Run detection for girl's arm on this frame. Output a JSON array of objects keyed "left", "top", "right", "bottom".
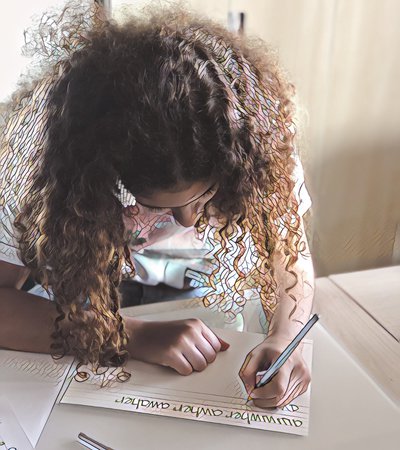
[
  {"left": 0, "top": 261, "right": 60, "bottom": 352},
  {"left": 266, "top": 219, "right": 315, "bottom": 340},
  {"left": 0, "top": 260, "right": 145, "bottom": 354},
  {"left": 0, "top": 286, "right": 65, "bottom": 353},
  {"left": 0, "top": 261, "right": 228, "bottom": 375},
  {"left": 0, "top": 282, "right": 148, "bottom": 355},
  {"left": 238, "top": 218, "right": 314, "bottom": 409}
]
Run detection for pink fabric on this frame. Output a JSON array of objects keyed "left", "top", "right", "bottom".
[{"left": 122, "top": 202, "right": 210, "bottom": 252}]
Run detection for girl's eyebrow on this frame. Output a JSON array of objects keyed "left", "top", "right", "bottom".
[{"left": 137, "top": 182, "right": 217, "bottom": 209}]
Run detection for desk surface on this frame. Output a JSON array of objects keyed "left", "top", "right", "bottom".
[
  {"left": 329, "top": 265, "right": 400, "bottom": 341},
  {"left": 37, "top": 298, "right": 400, "bottom": 450},
  {"left": 315, "top": 272, "right": 400, "bottom": 404}
]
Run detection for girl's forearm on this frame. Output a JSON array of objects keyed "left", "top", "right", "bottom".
[
  {"left": 266, "top": 264, "right": 315, "bottom": 340},
  {"left": 0, "top": 287, "right": 60, "bottom": 353},
  {"left": 120, "top": 314, "right": 148, "bottom": 357},
  {"left": 266, "top": 230, "right": 315, "bottom": 340},
  {"left": 0, "top": 287, "right": 149, "bottom": 358}
]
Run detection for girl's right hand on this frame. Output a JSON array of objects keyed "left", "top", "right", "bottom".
[{"left": 126, "top": 318, "right": 230, "bottom": 375}]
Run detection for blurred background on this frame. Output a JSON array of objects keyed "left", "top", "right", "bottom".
[{"left": 1, "top": 0, "right": 399, "bottom": 278}]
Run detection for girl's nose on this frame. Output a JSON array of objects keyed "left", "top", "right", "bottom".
[{"left": 172, "top": 204, "right": 202, "bottom": 228}]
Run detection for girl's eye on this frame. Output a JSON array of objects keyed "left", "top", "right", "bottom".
[
  {"left": 138, "top": 185, "right": 218, "bottom": 213},
  {"left": 146, "top": 206, "right": 170, "bottom": 213},
  {"left": 202, "top": 186, "right": 219, "bottom": 201},
  {"left": 203, "top": 188, "right": 215, "bottom": 197}
]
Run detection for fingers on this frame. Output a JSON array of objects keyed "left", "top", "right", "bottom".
[
  {"left": 165, "top": 346, "right": 209, "bottom": 376},
  {"left": 253, "top": 380, "right": 298, "bottom": 409},
  {"left": 163, "top": 347, "right": 206, "bottom": 376},
  {"left": 173, "top": 335, "right": 228, "bottom": 375},
  {"left": 163, "top": 319, "right": 230, "bottom": 376},
  {"left": 186, "top": 329, "right": 229, "bottom": 370},
  {"left": 194, "top": 339, "right": 218, "bottom": 365},
  {"left": 251, "top": 367, "right": 294, "bottom": 405},
  {"left": 239, "top": 351, "right": 261, "bottom": 395},
  {"left": 173, "top": 352, "right": 197, "bottom": 376},
  {"left": 277, "top": 380, "right": 309, "bottom": 408},
  {"left": 200, "top": 327, "right": 222, "bottom": 353},
  {"left": 253, "top": 372, "right": 310, "bottom": 409},
  {"left": 276, "top": 382, "right": 304, "bottom": 409},
  {"left": 276, "top": 368, "right": 311, "bottom": 408},
  {"left": 218, "top": 337, "right": 230, "bottom": 351},
  {"left": 200, "top": 326, "right": 230, "bottom": 353}
]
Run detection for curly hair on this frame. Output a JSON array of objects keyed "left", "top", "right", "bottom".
[{"left": 0, "top": 0, "right": 308, "bottom": 370}]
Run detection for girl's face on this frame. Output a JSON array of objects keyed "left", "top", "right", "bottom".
[{"left": 134, "top": 179, "right": 219, "bottom": 228}]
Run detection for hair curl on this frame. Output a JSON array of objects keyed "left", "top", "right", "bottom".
[{"left": 0, "top": 0, "right": 308, "bottom": 371}]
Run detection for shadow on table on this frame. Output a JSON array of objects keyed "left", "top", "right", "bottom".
[
  {"left": 21, "top": 275, "right": 203, "bottom": 308},
  {"left": 118, "top": 279, "right": 205, "bottom": 307}
]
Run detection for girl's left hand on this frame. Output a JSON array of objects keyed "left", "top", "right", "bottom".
[{"left": 239, "top": 335, "right": 311, "bottom": 409}]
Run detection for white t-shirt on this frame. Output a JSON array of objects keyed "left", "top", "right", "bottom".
[
  {"left": 118, "top": 151, "right": 312, "bottom": 288},
  {"left": 0, "top": 149, "right": 312, "bottom": 291}
]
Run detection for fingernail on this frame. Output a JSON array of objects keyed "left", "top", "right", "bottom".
[{"left": 219, "top": 339, "right": 230, "bottom": 350}]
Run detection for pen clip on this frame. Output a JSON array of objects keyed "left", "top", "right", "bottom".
[{"left": 78, "top": 432, "right": 115, "bottom": 450}]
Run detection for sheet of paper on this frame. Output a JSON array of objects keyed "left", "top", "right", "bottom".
[
  {"left": 0, "top": 350, "right": 74, "bottom": 447},
  {"left": 61, "top": 328, "right": 313, "bottom": 436},
  {"left": 0, "top": 396, "right": 33, "bottom": 450}
]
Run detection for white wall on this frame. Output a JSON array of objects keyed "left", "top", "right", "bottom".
[
  {"left": 0, "top": 0, "right": 67, "bottom": 102},
  {"left": 3, "top": 0, "right": 399, "bottom": 276}
]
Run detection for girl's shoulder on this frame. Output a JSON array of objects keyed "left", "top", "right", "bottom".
[
  {"left": 0, "top": 145, "right": 34, "bottom": 267},
  {"left": 290, "top": 151, "right": 312, "bottom": 217},
  {"left": 0, "top": 203, "right": 24, "bottom": 267}
]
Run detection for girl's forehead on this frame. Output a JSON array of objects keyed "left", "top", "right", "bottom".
[{"left": 135, "top": 179, "right": 216, "bottom": 209}]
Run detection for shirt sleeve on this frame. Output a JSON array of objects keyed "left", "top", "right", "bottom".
[
  {"left": 0, "top": 76, "right": 49, "bottom": 268},
  {"left": 273, "top": 152, "right": 312, "bottom": 239},
  {"left": 291, "top": 152, "right": 312, "bottom": 217},
  {"left": 0, "top": 147, "right": 25, "bottom": 267},
  {"left": 0, "top": 203, "right": 24, "bottom": 267}
]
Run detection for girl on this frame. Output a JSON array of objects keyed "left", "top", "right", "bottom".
[{"left": 0, "top": 0, "right": 314, "bottom": 409}]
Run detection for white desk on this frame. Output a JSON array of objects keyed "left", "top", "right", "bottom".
[
  {"left": 329, "top": 265, "right": 400, "bottom": 342},
  {"left": 36, "top": 289, "right": 400, "bottom": 450},
  {"left": 315, "top": 268, "right": 400, "bottom": 404}
]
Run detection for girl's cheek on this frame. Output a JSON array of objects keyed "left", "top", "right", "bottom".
[
  {"left": 122, "top": 205, "right": 174, "bottom": 235},
  {"left": 122, "top": 206, "right": 138, "bottom": 230}
]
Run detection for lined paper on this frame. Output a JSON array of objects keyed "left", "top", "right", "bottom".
[
  {"left": 0, "top": 351, "right": 74, "bottom": 447},
  {"left": 61, "top": 328, "right": 313, "bottom": 436}
]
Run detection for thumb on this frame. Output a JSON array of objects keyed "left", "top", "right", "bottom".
[{"left": 217, "top": 337, "right": 230, "bottom": 351}]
